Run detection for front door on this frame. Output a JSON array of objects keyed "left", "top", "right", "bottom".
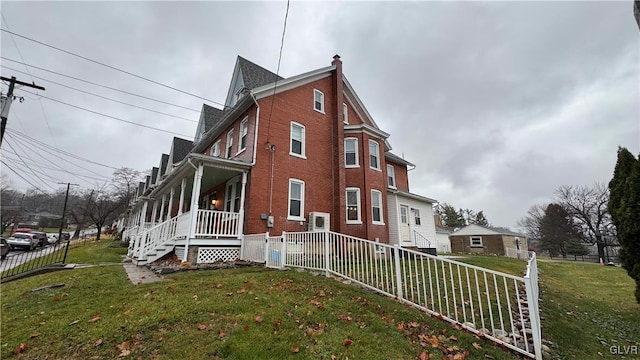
[{"left": 400, "top": 205, "right": 412, "bottom": 245}]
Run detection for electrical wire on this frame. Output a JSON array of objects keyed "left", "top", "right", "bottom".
[
  {"left": 1, "top": 65, "right": 197, "bottom": 123},
  {"left": 2, "top": 152, "right": 110, "bottom": 183},
  {"left": 0, "top": 159, "right": 47, "bottom": 193},
  {"left": 2, "top": 138, "right": 58, "bottom": 190},
  {"left": 1, "top": 57, "right": 201, "bottom": 112},
  {"left": 266, "top": 0, "right": 290, "bottom": 144},
  {"left": 14, "top": 88, "right": 193, "bottom": 138},
  {"left": 0, "top": 28, "right": 229, "bottom": 109}
]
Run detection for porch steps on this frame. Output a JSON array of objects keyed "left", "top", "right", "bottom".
[{"left": 142, "top": 241, "right": 175, "bottom": 264}]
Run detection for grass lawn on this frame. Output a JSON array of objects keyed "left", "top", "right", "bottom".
[
  {"left": 459, "top": 255, "right": 640, "bottom": 359},
  {"left": 1, "top": 241, "right": 518, "bottom": 360}
]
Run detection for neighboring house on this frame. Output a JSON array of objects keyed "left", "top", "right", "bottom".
[
  {"left": 124, "top": 55, "right": 438, "bottom": 265},
  {"left": 449, "top": 224, "right": 527, "bottom": 259},
  {"left": 434, "top": 226, "right": 452, "bottom": 253},
  {"left": 23, "top": 211, "right": 61, "bottom": 227}
]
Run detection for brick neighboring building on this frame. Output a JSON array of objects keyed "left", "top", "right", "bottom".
[{"left": 123, "top": 55, "right": 439, "bottom": 264}]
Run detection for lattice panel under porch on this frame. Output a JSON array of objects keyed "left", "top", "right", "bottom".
[{"left": 197, "top": 247, "right": 240, "bottom": 263}]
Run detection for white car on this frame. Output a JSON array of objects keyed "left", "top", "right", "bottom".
[
  {"left": 7, "top": 232, "right": 39, "bottom": 251},
  {"left": 47, "top": 233, "right": 59, "bottom": 244}
]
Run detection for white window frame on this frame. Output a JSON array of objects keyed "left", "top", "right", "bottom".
[
  {"left": 210, "top": 140, "right": 221, "bottom": 157},
  {"left": 289, "top": 122, "right": 306, "bottom": 159},
  {"left": 371, "top": 189, "right": 384, "bottom": 225},
  {"left": 470, "top": 236, "right": 483, "bottom": 247},
  {"left": 224, "top": 177, "right": 241, "bottom": 213},
  {"left": 288, "top": 179, "right": 305, "bottom": 221},
  {"left": 387, "top": 164, "right": 396, "bottom": 188},
  {"left": 226, "top": 129, "right": 234, "bottom": 158},
  {"left": 369, "top": 140, "right": 381, "bottom": 171},
  {"left": 344, "top": 137, "right": 359, "bottom": 168},
  {"left": 343, "top": 103, "right": 348, "bottom": 124},
  {"left": 345, "top": 187, "right": 361, "bottom": 224},
  {"left": 411, "top": 208, "right": 421, "bottom": 226},
  {"left": 313, "top": 89, "right": 325, "bottom": 114},
  {"left": 238, "top": 117, "right": 248, "bottom": 154}
]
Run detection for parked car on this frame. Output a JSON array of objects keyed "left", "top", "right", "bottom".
[
  {"left": 0, "top": 237, "right": 9, "bottom": 260},
  {"left": 7, "top": 232, "right": 39, "bottom": 251},
  {"left": 61, "top": 232, "right": 71, "bottom": 241},
  {"left": 47, "top": 233, "right": 59, "bottom": 244},
  {"left": 32, "top": 231, "right": 48, "bottom": 247}
]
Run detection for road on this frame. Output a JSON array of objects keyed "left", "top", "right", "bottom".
[{"left": 0, "top": 243, "right": 66, "bottom": 272}]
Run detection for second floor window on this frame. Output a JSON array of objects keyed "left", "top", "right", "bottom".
[
  {"left": 290, "top": 122, "right": 306, "bottom": 158},
  {"left": 369, "top": 140, "right": 380, "bottom": 170},
  {"left": 343, "top": 103, "right": 348, "bottom": 124},
  {"left": 345, "top": 138, "right": 358, "bottom": 167},
  {"left": 239, "top": 118, "right": 248, "bottom": 152},
  {"left": 314, "top": 89, "right": 324, "bottom": 113},
  {"left": 211, "top": 140, "right": 221, "bottom": 157},
  {"left": 226, "top": 130, "right": 234, "bottom": 158},
  {"left": 387, "top": 164, "right": 396, "bottom": 188}
]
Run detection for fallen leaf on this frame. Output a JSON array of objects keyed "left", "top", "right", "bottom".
[
  {"left": 418, "top": 351, "right": 430, "bottom": 360},
  {"left": 118, "top": 349, "right": 131, "bottom": 357},
  {"left": 237, "top": 288, "right": 246, "bottom": 294},
  {"left": 69, "top": 320, "right": 80, "bottom": 326},
  {"left": 197, "top": 324, "right": 208, "bottom": 330},
  {"left": 291, "top": 345, "right": 300, "bottom": 353},
  {"left": 318, "top": 290, "right": 326, "bottom": 297},
  {"left": 243, "top": 325, "right": 249, "bottom": 331},
  {"left": 131, "top": 334, "right": 142, "bottom": 341},
  {"left": 397, "top": 322, "right": 405, "bottom": 331},
  {"left": 53, "top": 295, "right": 60, "bottom": 302},
  {"left": 88, "top": 314, "right": 101, "bottom": 323},
  {"left": 472, "top": 342, "right": 482, "bottom": 350},
  {"left": 331, "top": 355, "right": 337, "bottom": 360},
  {"left": 123, "top": 309, "right": 132, "bottom": 316},
  {"left": 216, "top": 283, "right": 223, "bottom": 288},
  {"left": 409, "top": 321, "right": 419, "bottom": 328},
  {"left": 29, "top": 332, "right": 40, "bottom": 339},
  {"left": 14, "top": 343, "right": 27, "bottom": 354},
  {"left": 343, "top": 338, "right": 353, "bottom": 347},
  {"left": 39, "top": 322, "right": 46, "bottom": 326},
  {"left": 94, "top": 339, "right": 103, "bottom": 347},
  {"left": 218, "top": 329, "right": 226, "bottom": 338},
  {"left": 428, "top": 336, "right": 439, "bottom": 348},
  {"left": 452, "top": 353, "right": 466, "bottom": 360},
  {"left": 449, "top": 335, "right": 457, "bottom": 341}
]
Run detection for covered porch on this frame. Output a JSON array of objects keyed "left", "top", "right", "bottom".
[{"left": 123, "top": 154, "right": 252, "bottom": 265}]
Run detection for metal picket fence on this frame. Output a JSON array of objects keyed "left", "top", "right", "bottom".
[{"left": 242, "top": 231, "right": 542, "bottom": 360}]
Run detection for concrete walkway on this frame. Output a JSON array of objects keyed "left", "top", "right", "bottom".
[{"left": 122, "top": 261, "right": 164, "bottom": 284}]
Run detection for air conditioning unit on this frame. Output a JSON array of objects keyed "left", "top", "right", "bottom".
[{"left": 308, "top": 212, "right": 330, "bottom": 232}]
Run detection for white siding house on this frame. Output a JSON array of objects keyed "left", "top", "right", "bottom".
[{"left": 387, "top": 191, "right": 437, "bottom": 249}]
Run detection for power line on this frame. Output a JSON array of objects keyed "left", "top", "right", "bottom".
[
  {"left": 1, "top": 14, "right": 58, "bottom": 148},
  {"left": 266, "top": 0, "right": 290, "bottom": 144},
  {"left": 15, "top": 88, "right": 193, "bottom": 138},
  {"left": 2, "top": 152, "right": 109, "bottom": 183},
  {"left": 0, "top": 159, "right": 47, "bottom": 193},
  {"left": 0, "top": 28, "right": 229, "bottom": 109},
  {"left": 2, "top": 137, "right": 58, "bottom": 190},
  {"left": 2, "top": 65, "right": 197, "bottom": 123},
  {"left": 1, "top": 57, "right": 201, "bottom": 112}
]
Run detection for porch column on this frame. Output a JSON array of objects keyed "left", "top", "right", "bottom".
[
  {"left": 167, "top": 187, "right": 175, "bottom": 220},
  {"left": 139, "top": 201, "right": 148, "bottom": 230},
  {"left": 150, "top": 200, "right": 158, "bottom": 225},
  {"left": 178, "top": 178, "right": 186, "bottom": 215},
  {"left": 159, "top": 194, "right": 167, "bottom": 222},
  {"left": 184, "top": 164, "right": 204, "bottom": 262},
  {"left": 237, "top": 171, "right": 248, "bottom": 238}
]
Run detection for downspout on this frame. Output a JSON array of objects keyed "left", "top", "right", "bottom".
[{"left": 249, "top": 92, "right": 260, "bottom": 166}]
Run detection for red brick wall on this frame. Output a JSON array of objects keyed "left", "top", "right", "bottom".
[{"left": 387, "top": 161, "right": 409, "bottom": 192}]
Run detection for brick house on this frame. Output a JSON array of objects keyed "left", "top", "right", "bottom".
[{"left": 122, "top": 55, "right": 438, "bottom": 264}]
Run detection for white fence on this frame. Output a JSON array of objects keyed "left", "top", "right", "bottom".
[
  {"left": 241, "top": 231, "right": 542, "bottom": 360},
  {"left": 505, "top": 247, "right": 529, "bottom": 260}
]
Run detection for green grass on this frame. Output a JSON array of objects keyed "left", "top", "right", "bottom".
[
  {"left": 458, "top": 255, "right": 640, "bottom": 359},
  {"left": 1, "top": 242, "right": 519, "bottom": 360}
]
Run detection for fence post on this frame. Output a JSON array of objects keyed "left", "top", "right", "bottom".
[
  {"left": 62, "top": 238, "right": 71, "bottom": 264},
  {"left": 264, "top": 237, "right": 270, "bottom": 266},
  {"left": 524, "top": 256, "right": 542, "bottom": 360},
  {"left": 393, "top": 245, "right": 403, "bottom": 299},
  {"left": 324, "top": 231, "right": 330, "bottom": 277},
  {"left": 239, "top": 234, "right": 245, "bottom": 260},
  {"left": 281, "top": 231, "right": 287, "bottom": 269}
]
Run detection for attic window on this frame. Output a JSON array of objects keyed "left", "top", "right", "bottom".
[{"left": 313, "top": 89, "right": 325, "bottom": 113}]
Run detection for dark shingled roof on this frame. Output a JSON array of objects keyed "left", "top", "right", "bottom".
[
  {"left": 237, "top": 56, "right": 284, "bottom": 90},
  {"left": 172, "top": 137, "right": 193, "bottom": 164},
  {"left": 159, "top": 154, "right": 169, "bottom": 176},
  {"left": 145, "top": 175, "right": 151, "bottom": 189},
  {"left": 137, "top": 182, "right": 145, "bottom": 197},
  {"left": 202, "top": 104, "right": 225, "bottom": 133},
  {"left": 150, "top": 167, "right": 159, "bottom": 184}
]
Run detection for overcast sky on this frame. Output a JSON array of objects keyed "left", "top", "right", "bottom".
[{"left": 1, "top": 1, "right": 638, "bottom": 230}]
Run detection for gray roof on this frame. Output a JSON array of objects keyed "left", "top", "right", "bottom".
[
  {"left": 487, "top": 226, "right": 526, "bottom": 237},
  {"left": 202, "top": 104, "right": 225, "bottom": 133},
  {"left": 172, "top": 137, "right": 193, "bottom": 164},
  {"left": 159, "top": 154, "right": 169, "bottom": 176},
  {"left": 151, "top": 167, "right": 159, "bottom": 184},
  {"left": 137, "top": 182, "right": 145, "bottom": 197},
  {"left": 385, "top": 152, "right": 415, "bottom": 167},
  {"left": 145, "top": 175, "right": 151, "bottom": 189},
  {"left": 238, "top": 56, "right": 284, "bottom": 90}
]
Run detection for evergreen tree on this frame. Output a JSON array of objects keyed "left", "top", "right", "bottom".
[
  {"left": 472, "top": 211, "right": 490, "bottom": 226},
  {"left": 539, "top": 203, "right": 583, "bottom": 258},
  {"left": 608, "top": 147, "right": 640, "bottom": 303},
  {"left": 439, "top": 203, "right": 466, "bottom": 228}
]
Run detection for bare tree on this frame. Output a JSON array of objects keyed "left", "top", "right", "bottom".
[
  {"left": 82, "top": 185, "right": 125, "bottom": 241},
  {"left": 517, "top": 203, "right": 547, "bottom": 249},
  {"left": 112, "top": 167, "right": 143, "bottom": 227},
  {"left": 555, "top": 183, "right": 614, "bottom": 262}
]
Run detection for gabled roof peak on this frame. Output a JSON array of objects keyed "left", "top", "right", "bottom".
[{"left": 236, "top": 56, "right": 284, "bottom": 90}]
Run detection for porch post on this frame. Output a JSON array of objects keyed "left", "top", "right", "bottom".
[
  {"left": 184, "top": 163, "right": 204, "bottom": 262},
  {"left": 237, "top": 171, "right": 248, "bottom": 238},
  {"left": 139, "top": 201, "right": 148, "bottom": 230},
  {"left": 167, "top": 187, "right": 175, "bottom": 220},
  {"left": 178, "top": 178, "right": 186, "bottom": 215},
  {"left": 159, "top": 194, "right": 167, "bottom": 222},
  {"left": 150, "top": 200, "right": 158, "bottom": 225}
]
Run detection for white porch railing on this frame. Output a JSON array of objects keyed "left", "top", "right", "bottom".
[
  {"left": 413, "top": 230, "right": 431, "bottom": 248},
  {"left": 194, "top": 210, "right": 240, "bottom": 238},
  {"left": 242, "top": 231, "right": 542, "bottom": 360}
]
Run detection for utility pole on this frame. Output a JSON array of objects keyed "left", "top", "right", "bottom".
[
  {"left": 58, "top": 182, "right": 78, "bottom": 263},
  {"left": 1, "top": 76, "right": 45, "bottom": 146}
]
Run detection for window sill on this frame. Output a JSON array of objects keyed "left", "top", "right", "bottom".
[
  {"left": 370, "top": 167, "right": 382, "bottom": 172},
  {"left": 313, "top": 108, "right": 325, "bottom": 115},
  {"left": 388, "top": 185, "right": 397, "bottom": 190},
  {"left": 345, "top": 164, "right": 359, "bottom": 169},
  {"left": 235, "top": 148, "right": 246, "bottom": 156},
  {"left": 470, "top": 245, "right": 483, "bottom": 248},
  {"left": 346, "top": 220, "right": 362, "bottom": 225},
  {"left": 372, "top": 221, "right": 385, "bottom": 226},
  {"left": 290, "top": 152, "right": 307, "bottom": 159},
  {"left": 287, "top": 216, "right": 306, "bottom": 222}
]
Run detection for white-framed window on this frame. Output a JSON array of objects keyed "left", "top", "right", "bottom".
[
  {"left": 411, "top": 208, "right": 421, "bottom": 226},
  {"left": 210, "top": 140, "right": 221, "bottom": 157},
  {"left": 226, "top": 129, "right": 234, "bottom": 158},
  {"left": 288, "top": 179, "right": 305, "bottom": 220},
  {"left": 344, "top": 138, "right": 359, "bottom": 167},
  {"left": 470, "top": 236, "right": 483, "bottom": 247},
  {"left": 238, "top": 117, "right": 248, "bottom": 153},
  {"left": 346, "top": 188, "right": 361, "bottom": 224},
  {"left": 343, "top": 103, "right": 348, "bottom": 124},
  {"left": 371, "top": 189, "right": 384, "bottom": 224},
  {"left": 290, "top": 122, "right": 306, "bottom": 158},
  {"left": 387, "top": 164, "right": 396, "bottom": 188},
  {"left": 224, "top": 177, "right": 241, "bottom": 213},
  {"left": 313, "top": 89, "right": 325, "bottom": 113},
  {"left": 369, "top": 140, "right": 380, "bottom": 170}
]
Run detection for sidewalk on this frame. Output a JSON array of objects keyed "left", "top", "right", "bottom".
[{"left": 122, "top": 261, "right": 164, "bottom": 284}]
